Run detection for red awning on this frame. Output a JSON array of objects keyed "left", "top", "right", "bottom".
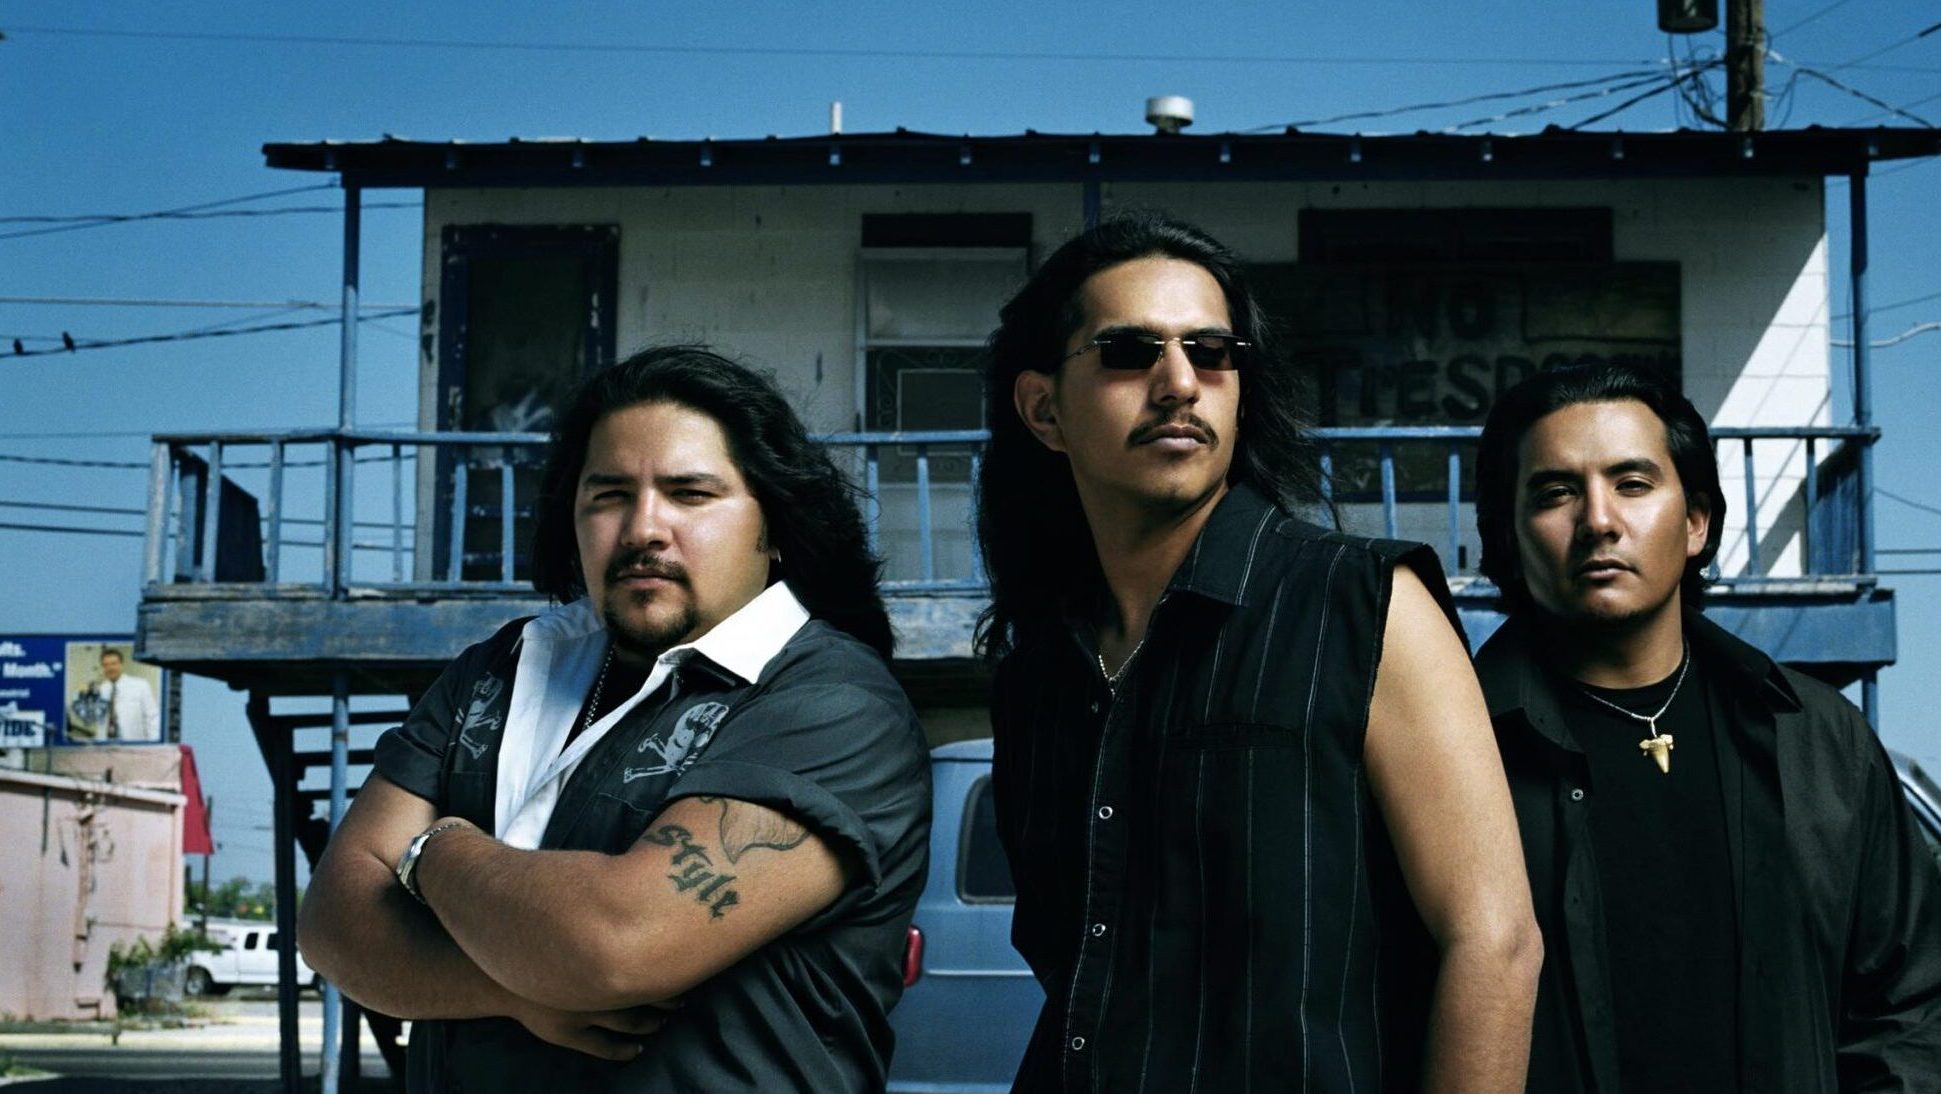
[{"left": 179, "top": 744, "right": 214, "bottom": 855}]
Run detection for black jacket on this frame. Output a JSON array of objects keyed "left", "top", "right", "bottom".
[{"left": 1478, "top": 610, "right": 1941, "bottom": 1093}]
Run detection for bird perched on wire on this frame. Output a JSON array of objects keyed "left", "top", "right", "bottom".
[
  {"left": 62, "top": 331, "right": 77, "bottom": 352},
  {"left": 10, "top": 339, "right": 22, "bottom": 356}
]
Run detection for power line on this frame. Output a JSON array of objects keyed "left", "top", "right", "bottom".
[
  {"left": 4, "top": 26, "right": 1662, "bottom": 67},
  {"left": 0, "top": 452, "right": 150, "bottom": 468},
  {"left": 1830, "top": 320, "right": 1941, "bottom": 348},
  {"left": 0, "top": 521, "right": 141, "bottom": 538},
  {"left": 0, "top": 295, "right": 418, "bottom": 310},
  {"left": 0, "top": 447, "right": 432, "bottom": 471},
  {"left": 7, "top": 306, "right": 418, "bottom": 358},
  {"left": 0, "top": 498, "right": 423, "bottom": 535},
  {"left": 1845, "top": 87, "right": 1941, "bottom": 126},
  {"left": 1829, "top": 20, "right": 1941, "bottom": 72},
  {"left": 0, "top": 183, "right": 336, "bottom": 243},
  {"left": 1777, "top": 52, "right": 1941, "bottom": 125},
  {"left": 1568, "top": 69, "right": 1704, "bottom": 130},
  {"left": 0, "top": 203, "right": 418, "bottom": 226},
  {"left": 1468, "top": 68, "right": 1700, "bottom": 132},
  {"left": 0, "top": 420, "right": 417, "bottom": 440},
  {"left": 0, "top": 499, "right": 143, "bottom": 517},
  {"left": 1880, "top": 488, "right": 1941, "bottom": 520},
  {"left": 1770, "top": 0, "right": 1857, "bottom": 40},
  {"left": 1256, "top": 67, "right": 1667, "bottom": 132},
  {"left": 1834, "top": 288, "right": 1941, "bottom": 322}
]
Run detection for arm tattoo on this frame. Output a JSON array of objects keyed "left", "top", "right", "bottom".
[
  {"left": 701, "top": 795, "right": 810, "bottom": 865},
  {"left": 640, "top": 823, "right": 740, "bottom": 919}
]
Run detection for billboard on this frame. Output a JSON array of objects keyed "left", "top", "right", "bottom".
[{"left": 0, "top": 636, "right": 168, "bottom": 746}]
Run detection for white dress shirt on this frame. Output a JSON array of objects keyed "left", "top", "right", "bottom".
[
  {"left": 100, "top": 673, "right": 161, "bottom": 741},
  {"left": 495, "top": 583, "right": 810, "bottom": 850}
]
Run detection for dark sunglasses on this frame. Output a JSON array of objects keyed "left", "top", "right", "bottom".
[{"left": 1061, "top": 332, "right": 1251, "bottom": 372}]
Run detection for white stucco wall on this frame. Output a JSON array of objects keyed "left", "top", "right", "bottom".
[
  {"left": 1109, "top": 176, "right": 1830, "bottom": 578},
  {"left": 420, "top": 175, "right": 1830, "bottom": 580}
]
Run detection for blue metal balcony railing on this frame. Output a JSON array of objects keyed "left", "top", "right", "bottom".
[{"left": 142, "top": 424, "right": 1879, "bottom": 600}]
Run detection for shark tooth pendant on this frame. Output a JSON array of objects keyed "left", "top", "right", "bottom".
[{"left": 1639, "top": 731, "right": 1675, "bottom": 775}]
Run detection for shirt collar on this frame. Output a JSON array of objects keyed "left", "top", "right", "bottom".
[
  {"left": 669, "top": 581, "right": 811, "bottom": 685},
  {"left": 1163, "top": 481, "right": 1280, "bottom": 608},
  {"left": 1477, "top": 606, "right": 1803, "bottom": 750},
  {"left": 524, "top": 580, "right": 811, "bottom": 686}
]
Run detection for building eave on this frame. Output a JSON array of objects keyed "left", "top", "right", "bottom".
[{"left": 262, "top": 126, "right": 1941, "bottom": 190}]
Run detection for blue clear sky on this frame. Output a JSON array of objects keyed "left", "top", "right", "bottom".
[{"left": 4, "top": 2, "right": 1939, "bottom": 883}]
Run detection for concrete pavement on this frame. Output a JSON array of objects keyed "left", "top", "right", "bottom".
[{"left": 0, "top": 998, "right": 394, "bottom": 1090}]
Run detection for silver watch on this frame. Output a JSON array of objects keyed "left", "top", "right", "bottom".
[{"left": 395, "top": 821, "right": 465, "bottom": 904}]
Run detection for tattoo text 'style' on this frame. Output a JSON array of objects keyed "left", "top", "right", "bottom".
[{"left": 641, "top": 822, "right": 740, "bottom": 919}]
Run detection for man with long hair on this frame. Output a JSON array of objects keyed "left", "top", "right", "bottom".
[
  {"left": 980, "top": 213, "right": 1541, "bottom": 1092},
  {"left": 1473, "top": 361, "right": 1941, "bottom": 1091},
  {"left": 301, "top": 347, "right": 931, "bottom": 1092}
]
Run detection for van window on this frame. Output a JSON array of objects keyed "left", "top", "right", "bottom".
[
  {"left": 243, "top": 933, "right": 259, "bottom": 951},
  {"left": 958, "top": 776, "right": 1016, "bottom": 903}
]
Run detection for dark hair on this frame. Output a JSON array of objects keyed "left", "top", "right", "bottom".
[
  {"left": 531, "top": 345, "right": 893, "bottom": 658},
  {"left": 975, "top": 212, "right": 1323, "bottom": 660},
  {"left": 1474, "top": 361, "right": 1726, "bottom": 616},
  {"left": 99, "top": 648, "right": 124, "bottom": 663}
]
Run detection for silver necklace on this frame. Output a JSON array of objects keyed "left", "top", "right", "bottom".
[
  {"left": 582, "top": 646, "right": 615, "bottom": 734},
  {"left": 1097, "top": 634, "right": 1148, "bottom": 693},
  {"left": 1575, "top": 642, "right": 1689, "bottom": 775}
]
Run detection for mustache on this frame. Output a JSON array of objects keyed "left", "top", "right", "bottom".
[
  {"left": 1127, "top": 411, "right": 1218, "bottom": 448},
  {"left": 606, "top": 550, "right": 689, "bottom": 586}
]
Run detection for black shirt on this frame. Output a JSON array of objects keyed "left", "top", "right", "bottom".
[
  {"left": 1564, "top": 655, "right": 1739, "bottom": 1093},
  {"left": 1478, "top": 611, "right": 1941, "bottom": 1093},
  {"left": 991, "top": 483, "right": 1459, "bottom": 1093},
  {"left": 372, "top": 611, "right": 932, "bottom": 1093}
]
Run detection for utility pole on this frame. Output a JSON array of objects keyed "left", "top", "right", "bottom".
[
  {"left": 1727, "top": 0, "right": 1765, "bottom": 130},
  {"left": 199, "top": 796, "right": 213, "bottom": 936}
]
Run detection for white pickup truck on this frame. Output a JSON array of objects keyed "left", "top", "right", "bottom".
[{"left": 184, "top": 917, "right": 319, "bottom": 997}]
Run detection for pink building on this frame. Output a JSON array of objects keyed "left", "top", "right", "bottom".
[{"left": 0, "top": 757, "right": 185, "bottom": 1020}]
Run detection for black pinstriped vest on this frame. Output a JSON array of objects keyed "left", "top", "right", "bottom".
[{"left": 993, "top": 483, "right": 1457, "bottom": 1093}]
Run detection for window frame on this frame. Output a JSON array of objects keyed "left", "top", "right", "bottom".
[{"left": 955, "top": 773, "right": 1016, "bottom": 905}]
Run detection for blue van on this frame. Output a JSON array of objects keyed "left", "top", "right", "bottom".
[{"left": 888, "top": 738, "right": 1042, "bottom": 1092}]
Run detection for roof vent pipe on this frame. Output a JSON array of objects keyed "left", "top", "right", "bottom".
[
  {"left": 1146, "top": 96, "right": 1194, "bottom": 135},
  {"left": 830, "top": 101, "right": 843, "bottom": 135}
]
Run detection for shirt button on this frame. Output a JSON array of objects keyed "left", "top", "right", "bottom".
[
  {"left": 1097, "top": 805, "right": 1114, "bottom": 820},
  {"left": 1088, "top": 700, "right": 1100, "bottom": 714},
  {"left": 1070, "top": 1036, "right": 1086, "bottom": 1052},
  {"left": 1569, "top": 788, "right": 1585, "bottom": 802},
  {"left": 1091, "top": 922, "right": 1107, "bottom": 937}
]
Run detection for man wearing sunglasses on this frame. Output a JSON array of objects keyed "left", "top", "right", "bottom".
[{"left": 978, "top": 213, "right": 1541, "bottom": 1092}]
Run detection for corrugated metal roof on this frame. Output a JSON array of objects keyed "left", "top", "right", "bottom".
[{"left": 262, "top": 125, "right": 1941, "bottom": 188}]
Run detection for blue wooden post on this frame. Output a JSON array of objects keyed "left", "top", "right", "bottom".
[
  {"left": 448, "top": 456, "right": 469, "bottom": 582},
  {"left": 198, "top": 442, "right": 223, "bottom": 583},
  {"left": 1850, "top": 170, "right": 1877, "bottom": 581},
  {"left": 335, "top": 438, "right": 356, "bottom": 592},
  {"left": 1802, "top": 437, "right": 1817, "bottom": 574},
  {"left": 267, "top": 705, "right": 301, "bottom": 1094},
  {"left": 1379, "top": 442, "right": 1398, "bottom": 540},
  {"left": 1446, "top": 442, "right": 1462, "bottom": 571},
  {"left": 144, "top": 443, "right": 170, "bottom": 586},
  {"left": 1742, "top": 438, "right": 1761, "bottom": 576},
  {"left": 321, "top": 183, "right": 362, "bottom": 1094},
  {"left": 392, "top": 443, "right": 405, "bottom": 583},
  {"left": 914, "top": 445, "right": 934, "bottom": 583},
  {"left": 500, "top": 460, "right": 515, "bottom": 584},
  {"left": 968, "top": 447, "right": 986, "bottom": 584},
  {"left": 865, "top": 445, "right": 880, "bottom": 554},
  {"left": 266, "top": 442, "right": 285, "bottom": 583}
]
